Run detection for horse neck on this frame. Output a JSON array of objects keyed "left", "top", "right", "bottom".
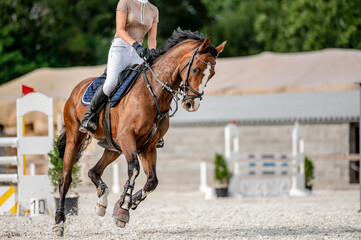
[{"left": 148, "top": 42, "right": 195, "bottom": 111}]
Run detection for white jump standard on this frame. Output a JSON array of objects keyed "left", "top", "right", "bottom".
[
  {"left": 225, "top": 122, "right": 310, "bottom": 197},
  {"left": 0, "top": 92, "right": 53, "bottom": 215}
]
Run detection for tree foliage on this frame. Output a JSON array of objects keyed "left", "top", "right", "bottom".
[
  {"left": 255, "top": 0, "right": 361, "bottom": 52},
  {"left": 150, "top": 0, "right": 211, "bottom": 46},
  {"left": 0, "top": 0, "right": 211, "bottom": 85},
  {"left": 202, "top": 0, "right": 279, "bottom": 56},
  {"left": 1, "top": 0, "right": 361, "bottom": 85},
  {"left": 202, "top": 0, "right": 361, "bottom": 56}
]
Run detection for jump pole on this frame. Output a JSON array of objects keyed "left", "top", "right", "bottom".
[
  {"left": 112, "top": 163, "right": 120, "bottom": 194},
  {"left": 22, "top": 116, "right": 26, "bottom": 175},
  {"left": 357, "top": 83, "right": 361, "bottom": 213}
]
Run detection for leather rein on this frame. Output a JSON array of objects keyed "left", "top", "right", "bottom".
[{"left": 138, "top": 44, "right": 216, "bottom": 150}]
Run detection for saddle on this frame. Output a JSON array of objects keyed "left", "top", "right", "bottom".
[
  {"left": 81, "top": 64, "right": 145, "bottom": 151},
  {"left": 82, "top": 63, "right": 164, "bottom": 152},
  {"left": 81, "top": 64, "right": 144, "bottom": 108}
]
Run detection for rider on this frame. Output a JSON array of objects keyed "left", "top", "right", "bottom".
[{"left": 79, "top": 0, "right": 159, "bottom": 133}]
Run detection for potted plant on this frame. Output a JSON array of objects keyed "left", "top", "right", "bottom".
[
  {"left": 304, "top": 156, "right": 314, "bottom": 191},
  {"left": 214, "top": 153, "right": 232, "bottom": 197},
  {"left": 48, "top": 136, "right": 82, "bottom": 215}
]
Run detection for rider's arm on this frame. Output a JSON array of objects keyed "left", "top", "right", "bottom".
[
  {"left": 148, "top": 22, "right": 158, "bottom": 50},
  {"left": 115, "top": 11, "right": 137, "bottom": 45}
]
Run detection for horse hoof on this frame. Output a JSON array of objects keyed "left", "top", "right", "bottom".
[
  {"left": 55, "top": 229, "right": 64, "bottom": 237},
  {"left": 114, "top": 218, "right": 126, "bottom": 228},
  {"left": 53, "top": 221, "right": 64, "bottom": 237},
  {"left": 112, "top": 200, "right": 130, "bottom": 227},
  {"left": 95, "top": 202, "right": 107, "bottom": 217}
]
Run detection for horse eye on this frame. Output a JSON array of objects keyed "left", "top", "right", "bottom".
[{"left": 192, "top": 68, "right": 198, "bottom": 74}]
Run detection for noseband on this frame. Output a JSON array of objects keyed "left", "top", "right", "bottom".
[{"left": 179, "top": 45, "right": 216, "bottom": 101}]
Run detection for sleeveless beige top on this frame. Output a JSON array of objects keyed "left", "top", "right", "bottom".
[{"left": 116, "top": 0, "right": 159, "bottom": 43}]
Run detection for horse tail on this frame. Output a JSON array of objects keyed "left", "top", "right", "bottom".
[
  {"left": 56, "top": 131, "right": 92, "bottom": 162},
  {"left": 56, "top": 132, "right": 67, "bottom": 160}
]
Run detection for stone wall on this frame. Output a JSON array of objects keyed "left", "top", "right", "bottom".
[{"left": 303, "top": 124, "right": 350, "bottom": 189}]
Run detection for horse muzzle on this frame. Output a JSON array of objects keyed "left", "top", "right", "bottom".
[{"left": 182, "top": 99, "right": 200, "bottom": 112}]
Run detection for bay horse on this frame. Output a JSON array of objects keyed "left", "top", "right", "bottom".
[{"left": 53, "top": 28, "right": 226, "bottom": 236}]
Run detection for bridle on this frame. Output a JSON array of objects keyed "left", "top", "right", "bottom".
[
  {"left": 142, "top": 43, "right": 217, "bottom": 119},
  {"left": 179, "top": 45, "right": 216, "bottom": 101},
  {"left": 138, "top": 43, "right": 216, "bottom": 150}
]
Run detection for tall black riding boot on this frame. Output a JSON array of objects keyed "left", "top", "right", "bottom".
[{"left": 79, "top": 87, "right": 108, "bottom": 134}]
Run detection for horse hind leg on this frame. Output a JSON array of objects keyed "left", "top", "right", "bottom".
[
  {"left": 53, "top": 130, "right": 89, "bottom": 237},
  {"left": 88, "top": 149, "right": 120, "bottom": 216}
]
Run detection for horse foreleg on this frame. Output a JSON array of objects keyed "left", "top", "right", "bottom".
[
  {"left": 131, "top": 147, "right": 158, "bottom": 210},
  {"left": 88, "top": 149, "right": 120, "bottom": 216},
  {"left": 54, "top": 130, "right": 87, "bottom": 237},
  {"left": 112, "top": 136, "right": 139, "bottom": 228}
]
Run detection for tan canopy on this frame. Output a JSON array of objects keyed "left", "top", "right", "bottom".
[{"left": 205, "top": 48, "right": 361, "bottom": 95}]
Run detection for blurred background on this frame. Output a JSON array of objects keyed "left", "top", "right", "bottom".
[
  {"left": 1, "top": 0, "right": 361, "bottom": 84},
  {"left": 0, "top": 0, "right": 361, "bottom": 192}
]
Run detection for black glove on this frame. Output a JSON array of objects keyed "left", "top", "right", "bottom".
[
  {"left": 132, "top": 42, "right": 147, "bottom": 59},
  {"left": 150, "top": 48, "right": 156, "bottom": 55}
]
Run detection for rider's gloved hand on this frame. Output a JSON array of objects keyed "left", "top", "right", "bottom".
[
  {"left": 150, "top": 48, "right": 156, "bottom": 55},
  {"left": 132, "top": 42, "right": 147, "bottom": 59}
]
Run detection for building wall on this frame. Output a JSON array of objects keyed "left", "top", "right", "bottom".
[
  {"left": 303, "top": 124, "right": 350, "bottom": 189},
  {"left": 157, "top": 123, "right": 352, "bottom": 189}
]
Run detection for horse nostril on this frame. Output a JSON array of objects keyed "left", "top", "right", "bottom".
[{"left": 186, "top": 102, "right": 192, "bottom": 109}]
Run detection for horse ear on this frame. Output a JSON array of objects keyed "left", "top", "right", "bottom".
[
  {"left": 199, "top": 37, "right": 211, "bottom": 52},
  {"left": 216, "top": 41, "right": 227, "bottom": 56}
]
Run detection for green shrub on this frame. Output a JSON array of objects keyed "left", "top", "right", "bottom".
[
  {"left": 305, "top": 156, "right": 314, "bottom": 188},
  {"left": 214, "top": 153, "right": 232, "bottom": 185},
  {"left": 48, "top": 136, "right": 82, "bottom": 193}
]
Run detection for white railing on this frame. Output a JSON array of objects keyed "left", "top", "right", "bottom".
[
  {"left": 225, "top": 122, "right": 309, "bottom": 197},
  {"left": 0, "top": 138, "right": 18, "bottom": 148},
  {"left": 199, "top": 122, "right": 310, "bottom": 198},
  {"left": 0, "top": 156, "right": 18, "bottom": 165},
  {"left": 0, "top": 174, "right": 18, "bottom": 183},
  {"left": 0, "top": 138, "right": 19, "bottom": 184}
]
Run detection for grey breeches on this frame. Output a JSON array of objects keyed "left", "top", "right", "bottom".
[{"left": 102, "top": 38, "right": 143, "bottom": 96}]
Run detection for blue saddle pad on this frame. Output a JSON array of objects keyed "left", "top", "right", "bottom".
[{"left": 81, "top": 70, "right": 139, "bottom": 108}]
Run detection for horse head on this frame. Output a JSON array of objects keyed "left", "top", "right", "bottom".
[{"left": 179, "top": 37, "right": 227, "bottom": 112}]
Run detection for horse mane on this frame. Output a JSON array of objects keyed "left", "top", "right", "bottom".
[{"left": 147, "top": 27, "right": 217, "bottom": 65}]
